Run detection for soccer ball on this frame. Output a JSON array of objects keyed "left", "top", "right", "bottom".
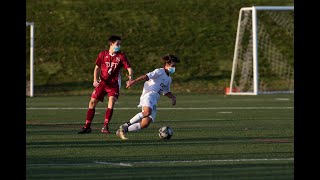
[{"left": 159, "top": 126, "right": 174, "bottom": 140}]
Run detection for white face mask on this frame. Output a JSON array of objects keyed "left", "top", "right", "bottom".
[{"left": 167, "top": 67, "right": 175, "bottom": 74}]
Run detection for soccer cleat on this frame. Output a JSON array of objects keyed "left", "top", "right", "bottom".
[
  {"left": 119, "top": 123, "right": 129, "bottom": 132},
  {"left": 101, "top": 126, "right": 111, "bottom": 134},
  {"left": 78, "top": 127, "right": 92, "bottom": 134},
  {"left": 116, "top": 129, "right": 128, "bottom": 140}
]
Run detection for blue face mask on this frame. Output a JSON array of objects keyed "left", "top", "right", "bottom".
[
  {"left": 167, "top": 67, "right": 175, "bottom": 74},
  {"left": 114, "top": 45, "right": 121, "bottom": 52}
]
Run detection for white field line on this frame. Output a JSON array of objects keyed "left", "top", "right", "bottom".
[
  {"left": 26, "top": 107, "right": 293, "bottom": 110},
  {"left": 27, "top": 158, "right": 293, "bottom": 167},
  {"left": 26, "top": 117, "right": 293, "bottom": 125},
  {"left": 275, "top": 98, "right": 290, "bottom": 101}
]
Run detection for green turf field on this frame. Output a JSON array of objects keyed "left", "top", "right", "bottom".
[{"left": 26, "top": 94, "right": 294, "bottom": 179}]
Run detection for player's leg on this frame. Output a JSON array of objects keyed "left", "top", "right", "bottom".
[
  {"left": 120, "top": 106, "right": 151, "bottom": 131},
  {"left": 78, "top": 82, "right": 106, "bottom": 134},
  {"left": 101, "top": 96, "right": 117, "bottom": 134},
  {"left": 101, "top": 85, "right": 119, "bottom": 134},
  {"left": 117, "top": 105, "right": 156, "bottom": 140},
  {"left": 78, "top": 98, "right": 99, "bottom": 134},
  {"left": 116, "top": 92, "right": 157, "bottom": 139},
  {"left": 128, "top": 116, "right": 152, "bottom": 131},
  {"left": 119, "top": 111, "right": 143, "bottom": 132},
  {"left": 119, "top": 93, "right": 156, "bottom": 131},
  {"left": 117, "top": 107, "right": 151, "bottom": 140},
  {"left": 139, "top": 105, "right": 156, "bottom": 129}
]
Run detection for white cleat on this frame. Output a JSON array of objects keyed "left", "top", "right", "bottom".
[
  {"left": 119, "top": 123, "right": 129, "bottom": 132},
  {"left": 116, "top": 129, "right": 128, "bottom": 140}
]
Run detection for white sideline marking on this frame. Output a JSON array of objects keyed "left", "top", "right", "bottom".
[
  {"left": 27, "top": 117, "right": 293, "bottom": 125},
  {"left": 27, "top": 158, "right": 293, "bottom": 167},
  {"left": 275, "top": 98, "right": 290, "bottom": 101},
  {"left": 217, "top": 112, "right": 232, "bottom": 113},
  {"left": 96, "top": 158, "right": 294, "bottom": 165},
  {"left": 27, "top": 163, "right": 93, "bottom": 166},
  {"left": 95, "top": 161, "right": 133, "bottom": 167},
  {"left": 26, "top": 107, "right": 293, "bottom": 110}
]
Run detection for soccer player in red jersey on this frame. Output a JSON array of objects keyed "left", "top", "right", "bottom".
[{"left": 78, "top": 35, "right": 133, "bottom": 134}]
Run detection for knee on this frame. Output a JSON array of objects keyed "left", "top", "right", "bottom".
[
  {"left": 110, "top": 96, "right": 118, "bottom": 102},
  {"left": 141, "top": 123, "right": 150, "bottom": 129},
  {"left": 140, "top": 118, "right": 151, "bottom": 129},
  {"left": 89, "top": 99, "right": 98, "bottom": 108},
  {"left": 108, "top": 96, "right": 118, "bottom": 108},
  {"left": 142, "top": 110, "right": 151, "bottom": 117}
]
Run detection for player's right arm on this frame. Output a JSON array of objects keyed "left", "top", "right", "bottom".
[
  {"left": 93, "top": 65, "right": 101, "bottom": 87},
  {"left": 126, "top": 74, "right": 149, "bottom": 88}
]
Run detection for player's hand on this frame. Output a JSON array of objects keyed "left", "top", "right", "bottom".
[
  {"left": 171, "top": 96, "right": 176, "bottom": 105},
  {"left": 93, "top": 80, "right": 100, "bottom": 87},
  {"left": 126, "top": 79, "right": 134, "bottom": 88}
]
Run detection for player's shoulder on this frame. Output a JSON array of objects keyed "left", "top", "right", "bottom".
[
  {"left": 115, "top": 51, "right": 129, "bottom": 59},
  {"left": 153, "top": 67, "right": 165, "bottom": 73},
  {"left": 98, "top": 50, "right": 108, "bottom": 55},
  {"left": 146, "top": 68, "right": 162, "bottom": 75},
  {"left": 116, "top": 51, "right": 126, "bottom": 56}
]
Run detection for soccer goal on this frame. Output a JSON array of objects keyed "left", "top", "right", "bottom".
[
  {"left": 228, "top": 6, "right": 294, "bottom": 95},
  {"left": 26, "top": 22, "right": 34, "bottom": 97}
]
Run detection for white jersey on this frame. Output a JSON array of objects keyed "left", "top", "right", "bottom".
[
  {"left": 137, "top": 68, "right": 172, "bottom": 121},
  {"left": 142, "top": 68, "right": 171, "bottom": 97}
]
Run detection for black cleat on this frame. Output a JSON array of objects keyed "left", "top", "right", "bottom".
[{"left": 78, "top": 127, "right": 92, "bottom": 134}]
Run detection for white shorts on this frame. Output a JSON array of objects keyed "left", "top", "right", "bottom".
[{"left": 138, "top": 92, "right": 160, "bottom": 122}]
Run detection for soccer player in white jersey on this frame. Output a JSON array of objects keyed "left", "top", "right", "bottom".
[{"left": 116, "top": 54, "right": 180, "bottom": 140}]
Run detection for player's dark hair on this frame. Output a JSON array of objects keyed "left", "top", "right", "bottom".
[
  {"left": 161, "top": 54, "right": 180, "bottom": 64},
  {"left": 108, "top": 35, "right": 121, "bottom": 43}
]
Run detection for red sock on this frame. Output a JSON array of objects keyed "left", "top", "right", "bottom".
[
  {"left": 84, "top": 109, "right": 95, "bottom": 128},
  {"left": 104, "top": 108, "right": 113, "bottom": 127}
]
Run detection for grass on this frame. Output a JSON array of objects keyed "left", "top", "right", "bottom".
[{"left": 26, "top": 94, "right": 294, "bottom": 179}]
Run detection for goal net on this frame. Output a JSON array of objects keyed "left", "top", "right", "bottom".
[
  {"left": 26, "top": 22, "right": 34, "bottom": 97},
  {"left": 228, "top": 6, "right": 294, "bottom": 95}
]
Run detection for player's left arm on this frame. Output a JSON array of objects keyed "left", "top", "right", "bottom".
[
  {"left": 164, "top": 92, "right": 176, "bottom": 106},
  {"left": 121, "top": 53, "right": 133, "bottom": 80}
]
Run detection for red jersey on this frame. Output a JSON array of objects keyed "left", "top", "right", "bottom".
[{"left": 95, "top": 50, "right": 131, "bottom": 83}]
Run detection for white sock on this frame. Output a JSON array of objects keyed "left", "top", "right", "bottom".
[
  {"left": 128, "top": 123, "right": 141, "bottom": 132},
  {"left": 129, "top": 112, "right": 143, "bottom": 124}
]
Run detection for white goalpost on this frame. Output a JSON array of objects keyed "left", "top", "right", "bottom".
[
  {"left": 26, "top": 22, "right": 34, "bottom": 97},
  {"left": 228, "top": 6, "right": 294, "bottom": 95}
]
